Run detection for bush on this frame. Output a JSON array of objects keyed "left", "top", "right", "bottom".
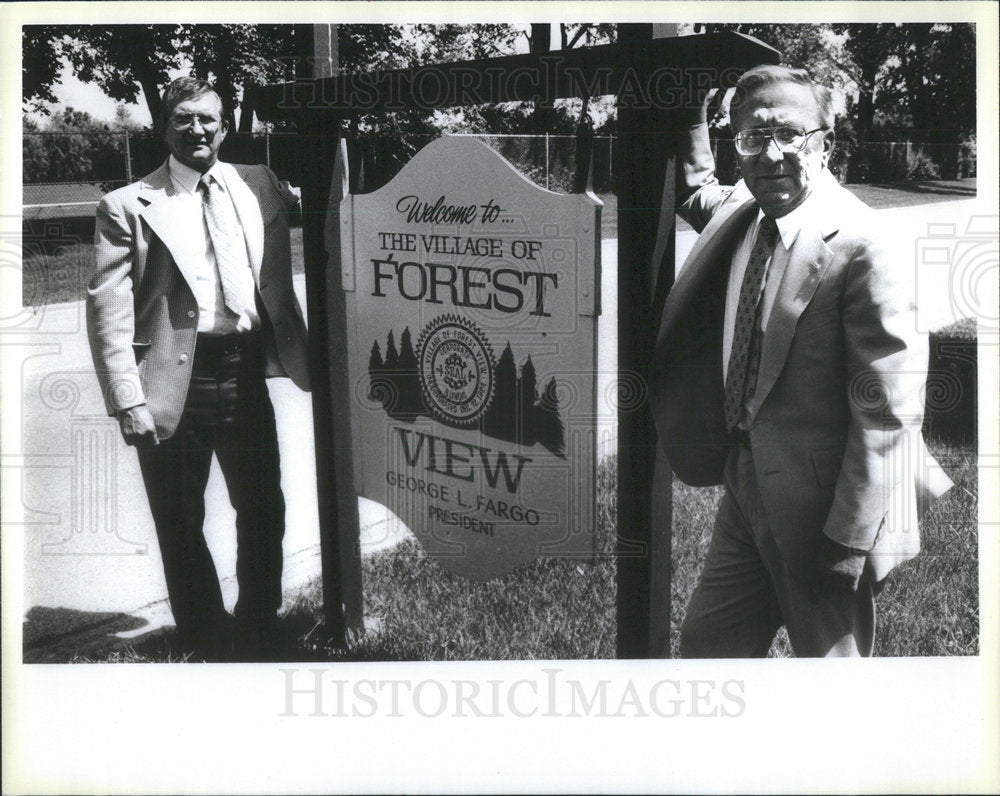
[
  {"left": 905, "top": 149, "right": 942, "bottom": 181},
  {"left": 23, "top": 109, "right": 133, "bottom": 184},
  {"left": 957, "top": 135, "right": 977, "bottom": 178},
  {"left": 846, "top": 149, "right": 873, "bottom": 183}
]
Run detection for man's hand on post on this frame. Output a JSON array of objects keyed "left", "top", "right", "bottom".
[
  {"left": 117, "top": 405, "right": 159, "bottom": 448},
  {"left": 682, "top": 85, "right": 729, "bottom": 127}
]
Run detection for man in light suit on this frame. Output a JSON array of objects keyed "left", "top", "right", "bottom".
[
  {"left": 651, "top": 65, "right": 952, "bottom": 657},
  {"left": 87, "top": 77, "right": 310, "bottom": 660}
]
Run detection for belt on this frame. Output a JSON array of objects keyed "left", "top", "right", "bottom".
[
  {"left": 195, "top": 331, "right": 261, "bottom": 358},
  {"left": 731, "top": 428, "right": 752, "bottom": 447}
]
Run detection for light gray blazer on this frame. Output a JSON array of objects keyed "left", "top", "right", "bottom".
[{"left": 87, "top": 160, "right": 310, "bottom": 439}]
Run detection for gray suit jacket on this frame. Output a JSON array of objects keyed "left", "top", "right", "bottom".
[
  {"left": 650, "top": 123, "right": 952, "bottom": 580},
  {"left": 87, "top": 160, "right": 310, "bottom": 439}
]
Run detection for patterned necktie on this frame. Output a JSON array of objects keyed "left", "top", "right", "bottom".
[
  {"left": 724, "top": 215, "right": 779, "bottom": 431},
  {"left": 199, "top": 175, "right": 250, "bottom": 317}
]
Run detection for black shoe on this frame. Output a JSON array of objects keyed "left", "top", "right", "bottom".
[
  {"left": 234, "top": 615, "right": 289, "bottom": 662},
  {"left": 176, "top": 615, "right": 235, "bottom": 662}
]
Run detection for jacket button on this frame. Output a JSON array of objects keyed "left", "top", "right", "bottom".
[
  {"left": 179, "top": 353, "right": 189, "bottom": 363},
  {"left": 187, "top": 310, "right": 196, "bottom": 318}
]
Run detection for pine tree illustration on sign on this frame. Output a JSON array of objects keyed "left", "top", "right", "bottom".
[{"left": 368, "top": 327, "right": 566, "bottom": 458}]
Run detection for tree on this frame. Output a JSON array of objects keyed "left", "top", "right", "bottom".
[
  {"left": 410, "top": 24, "right": 520, "bottom": 63},
  {"left": 875, "top": 26, "right": 974, "bottom": 158},
  {"left": 519, "top": 356, "right": 538, "bottom": 446},
  {"left": 688, "top": 24, "right": 852, "bottom": 114},
  {"left": 535, "top": 377, "right": 566, "bottom": 457},
  {"left": 396, "top": 327, "right": 424, "bottom": 418},
  {"left": 382, "top": 329, "right": 398, "bottom": 369},
  {"left": 24, "top": 25, "right": 188, "bottom": 127},
  {"left": 23, "top": 24, "right": 307, "bottom": 130},
  {"left": 483, "top": 343, "right": 518, "bottom": 440},
  {"left": 23, "top": 24, "right": 625, "bottom": 191},
  {"left": 22, "top": 108, "right": 128, "bottom": 184},
  {"left": 832, "top": 24, "right": 907, "bottom": 147},
  {"left": 834, "top": 23, "right": 975, "bottom": 178},
  {"left": 686, "top": 23, "right": 976, "bottom": 181}
]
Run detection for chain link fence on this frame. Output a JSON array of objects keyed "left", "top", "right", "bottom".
[
  {"left": 708, "top": 135, "right": 976, "bottom": 186},
  {"left": 22, "top": 131, "right": 299, "bottom": 207},
  {"left": 23, "top": 129, "right": 973, "bottom": 218},
  {"left": 451, "top": 133, "right": 614, "bottom": 194},
  {"left": 22, "top": 131, "right": 614, "bottom": 212}
]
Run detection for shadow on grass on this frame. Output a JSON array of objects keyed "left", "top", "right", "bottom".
[{"left": 24, "top": 606, "right": 150, "bottom": 663}]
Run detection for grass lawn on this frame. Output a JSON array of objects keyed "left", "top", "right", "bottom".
[
  {"left": 77, "top": 437, "right": 977, "bottom": 663},
  {"left": 670, "top": 437, "right": 979, "bottom": 658},
  {"left": 845, "top": 178, "right": 977, "bottom": 209}
]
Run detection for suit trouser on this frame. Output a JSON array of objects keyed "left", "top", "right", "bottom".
[
  {"left": 137, "top": 332, "right": 285, "bottom": 652},
  {"left": 680, "top": 442, "right": 877, "bottom": 658}
]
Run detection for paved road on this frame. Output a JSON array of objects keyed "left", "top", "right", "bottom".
[{"left": 13, "top": 198, "right": 987, "bottom": 660}]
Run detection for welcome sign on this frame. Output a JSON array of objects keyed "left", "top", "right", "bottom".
[{"left": 341, "top": 136, "right": 601, "bottom": 580}]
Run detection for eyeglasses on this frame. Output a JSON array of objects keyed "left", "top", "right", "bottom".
[
  {"left": 167, "top": 113, "right": 222, "bottom": 131},
  {"left": 734, "top": 126, "right": 826, "bottom": 156}
]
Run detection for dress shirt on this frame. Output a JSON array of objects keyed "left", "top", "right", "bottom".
[
  {"left": 167, "top": 156, "right": 260, "bottom": 334},
  {"left": 722, "top": 169, "right": 840, "bottom": 382}
]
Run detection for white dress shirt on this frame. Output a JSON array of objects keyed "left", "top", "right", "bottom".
[
  {"left": 167, "top": 156, "right": 260, "bottom": 334},
  {"left": 722, "top": 169, "right": 840, "bottom": 382}
]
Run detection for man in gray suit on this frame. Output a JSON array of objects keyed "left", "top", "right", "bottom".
[
  {"left": 651, "top": 66, "right": 951, "bottom": 657},
  {"left": 87, "top": 77, "right": 310, "bottom": 660}
]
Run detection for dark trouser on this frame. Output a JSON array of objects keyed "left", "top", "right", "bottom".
[
  {"left": 680, "top": 442, "right": 877, "bottom": 658},
  {"left": 137, "top": 332, "right": 285, "bottom": 655}
]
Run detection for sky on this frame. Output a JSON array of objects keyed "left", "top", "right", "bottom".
[{"left": 28, "top": 61, "right": 152, "bottom": 125}]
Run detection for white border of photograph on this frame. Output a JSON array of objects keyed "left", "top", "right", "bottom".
[{"left": 2, "top": 2, "right": 998, "bottom": 794}]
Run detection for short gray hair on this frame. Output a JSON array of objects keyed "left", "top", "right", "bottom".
[{"left": 730, "top": 65, "right": 834, "bottom": 131}]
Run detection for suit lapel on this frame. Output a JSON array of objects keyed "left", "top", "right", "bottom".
[
  {"left": 656, "top": 197, "right": 758, "bottom": 351},
  {"left": 138, "top": 162, "right": 200, "bottom": 295},
  {"left": 220, "top": 163, "right": 265, "bottom": 283},
  {"left": 752, "top": 225, "right": 835, "bottom": 412}
]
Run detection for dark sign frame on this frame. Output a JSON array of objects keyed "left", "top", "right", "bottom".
[{"left": 253, "top": 25, "right": 779, "bottom": 657}]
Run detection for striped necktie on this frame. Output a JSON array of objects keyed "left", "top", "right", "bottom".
[{"left": 724, "top": 215, "right": 779, "bottom": 431}]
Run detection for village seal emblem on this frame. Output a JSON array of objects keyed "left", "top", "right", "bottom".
[{"left": 417, "top": 314, "right": 495, "bottom": 425}]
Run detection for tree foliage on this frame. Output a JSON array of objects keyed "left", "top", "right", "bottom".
[
  {"left": 833, "top": 23, "right": 976, "bottom": 178},
  {"left": 690, "top": 22, "right": 976, "bottom": 180},
  {"left": 22, "top": 107, "right": 135, "bottom": 183},
  {"left": 25, "top": 23, "right": 974, "bottom": 185},
  {"left": 24, "top": 26, "right": 190, "bottom": 127},
  {"left": 692, "top": 23, "right": 851, "bottom": 91},
  {"left": 22, "top": 25, "right": 310, "bottom": 130}
]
